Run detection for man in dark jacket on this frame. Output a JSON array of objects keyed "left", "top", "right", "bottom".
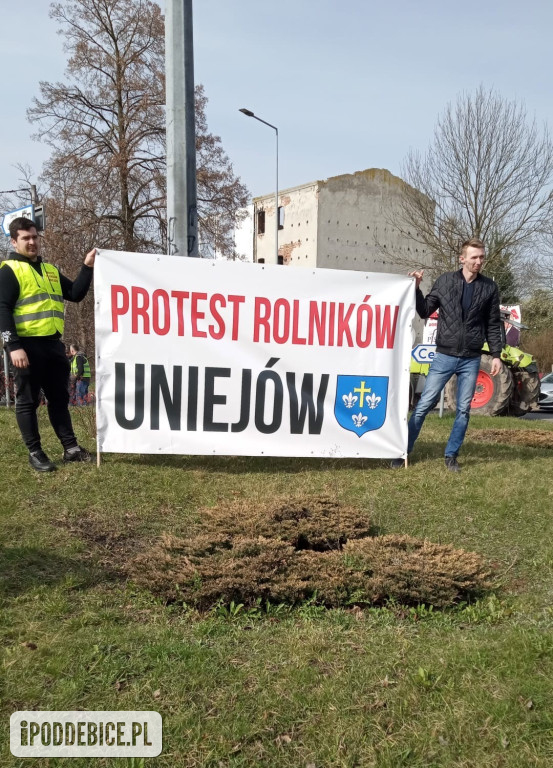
[
  {"left": 0, "top": 217, "right": 96, "bottom": 472},
  {"left": 392, "top": 237, "right": 502, "bottom": 472}
]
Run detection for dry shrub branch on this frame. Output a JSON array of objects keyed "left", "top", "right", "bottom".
[
  {"left": 471, "top": 429, "right": 553, "bottom": 449},
  {"left": 126, "top": 497, "right": 494, "bottom": 611},
  {"left": 201, "top": 497, "right": 373, "bottom": 551}
]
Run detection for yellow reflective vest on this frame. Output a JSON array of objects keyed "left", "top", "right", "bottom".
[
  {"left": 1, "top": 259, "right": 64, "bottom": 337},
  {"left": 71, "top": 354, "right": 91, "bottom": 379}
]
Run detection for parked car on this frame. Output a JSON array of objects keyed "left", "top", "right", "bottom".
[{"left": 538, "top": 372, "right": 553, "bottom": 410}]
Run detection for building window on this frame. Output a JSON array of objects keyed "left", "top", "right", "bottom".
[
  {"left": 278, "top": 255, "right": 284, "bottom": 265},
  {"left": 278, "top": 206, "right": 284, "bottom": 230},
  {"left": 257, "top": 210, "right": 265, "bottom": 235},
  {"left": 258, "top": 257, "right": 265, "bottom": 264}
]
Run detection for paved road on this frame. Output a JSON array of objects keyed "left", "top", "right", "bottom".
[{"left": 521, "top": 410, "right": 553, "bottom": 421}]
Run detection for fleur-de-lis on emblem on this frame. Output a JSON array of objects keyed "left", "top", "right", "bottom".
[
  {"left": 352, "top": 412, "right": 367, "bottom": 427},
  {"left": 342, "top": 392, "right": 358, "bottom": 409},
  {"left": 365, "top": 393, "right": 381, "bottom": 409}
]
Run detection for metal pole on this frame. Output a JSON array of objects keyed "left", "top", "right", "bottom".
[
  {"left": 166, "top": 0, "right": 198, "bottom": 257},
  {"left": 183, "top": 0, "right": 198, "bottom": 257},
  {"left": 239, "top": 109, "right": 279, "bottom": 264},
  {"left": 275, "top": 127, "right": 279, "bottom": 263},
  {"left": 3, "top": 348, "right": 11, "bottom": 408}
]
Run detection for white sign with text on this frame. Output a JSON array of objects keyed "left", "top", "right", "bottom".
[{"left": 94, "top": 252, "right": 416, "bottom": 458}]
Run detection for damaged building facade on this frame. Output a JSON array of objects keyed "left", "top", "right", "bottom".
[{"left": 242, "top": 168, "right": 429, "bottom": 274}]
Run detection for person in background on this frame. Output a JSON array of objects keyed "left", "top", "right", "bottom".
[
  {"left": 391, "top": 237, "right": 503, "bottom": 472},
  {"left": 69, "top": 343, "right": 91, "bottom": 405},
  {"left": 0, "top": 217, "right": 95, "bottom": 472},
  {"left": 66, "top": 345, "right": 76, "bottom": 405}
]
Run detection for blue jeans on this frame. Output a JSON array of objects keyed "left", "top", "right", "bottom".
[
  {"left": 75, "top": 379, "right": 90, "bottom": 406},
  {"left": 408, "top": 352, "right": 481, "bottom": 458}
]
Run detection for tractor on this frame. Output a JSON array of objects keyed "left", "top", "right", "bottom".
[{"left": 410, "top": 309, "right": 540, "bottom": 416}]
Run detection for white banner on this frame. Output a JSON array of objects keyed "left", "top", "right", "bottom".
[
  {"left": 422, "top": 311, "right": 439, "bottom": 345},
  {"left": 501, "top": 304, "right": 522, "bottom": 347},
  {"left": 94, "top": 251, "right": 415, "bottom": 458}
]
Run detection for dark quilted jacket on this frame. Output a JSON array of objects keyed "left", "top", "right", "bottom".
[{"left": 416, "top": 269, "right": 502, "bottom": 359}]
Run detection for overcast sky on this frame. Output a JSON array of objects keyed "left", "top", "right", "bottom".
[{"left": 2, "top": 0, "right": 553, "bottom": 204}]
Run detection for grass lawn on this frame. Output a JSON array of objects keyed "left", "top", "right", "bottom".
[{"left": 1, "top": 407, "right": 553, "bottom": 767}]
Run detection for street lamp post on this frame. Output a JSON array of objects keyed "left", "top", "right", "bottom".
[{"left": 239, "top": 108, "right": 279, "bottom": 264}]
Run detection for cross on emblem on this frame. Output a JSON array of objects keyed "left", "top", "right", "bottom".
[
  {"left": 354, "top": 381, "right": 372, "bottom": 403},
  {"left": 335, "top": 375, "right": 389, "bottom": 437}
]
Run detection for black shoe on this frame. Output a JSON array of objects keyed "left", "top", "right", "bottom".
[
  {"left": 445, "top": 456, "right": 461, "bottom": 472},
  {"left": 29, "top": 450, "right": 56, "bottom": 472},
  {"left": 63, "top": 445, "right": 92, "bottom": 463},
  {"left": 390, "top": 458, "right": 406, "bottom": 469}
]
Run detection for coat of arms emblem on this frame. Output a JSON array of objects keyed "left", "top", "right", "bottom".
[{"left": 334, "top": 376, "right": 389, "bottom": 436}]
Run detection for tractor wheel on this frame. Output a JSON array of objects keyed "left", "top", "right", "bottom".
[
  {"left": 508, "top": 368, "right": 541, "bottom": 416},
  {"left": 444, "top": 354, "right": 514, "bottom": 416}
]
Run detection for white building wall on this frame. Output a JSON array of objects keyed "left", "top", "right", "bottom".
[
  {"left": 253, "top": 183, "right": 318, "bottom": 267},
  {"left": 253, "top": 168, "right": 429, "bottom": 276},
  {"left": 316, "top": 168, "right": 428, "bottom": 273},
  {"left": 253, "top": 168, "right": 430, "bottom": 340}
]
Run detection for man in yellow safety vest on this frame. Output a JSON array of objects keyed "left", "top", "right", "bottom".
[
  {"left": 0, "top": 217, "right": 96, "bottom": 472},
  {"left": 69, "top": 343, "right": 91, "bottom": 405}
]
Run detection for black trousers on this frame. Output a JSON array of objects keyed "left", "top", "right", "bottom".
[{"left": 14, "top": 338, "right": 78, "bottom": 453}]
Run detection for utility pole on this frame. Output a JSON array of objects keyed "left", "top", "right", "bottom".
[{"left": 166, "top": 0, "right": 198, "bottom": 257}]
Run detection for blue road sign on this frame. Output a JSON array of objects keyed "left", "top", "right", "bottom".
[
  {"left": 2, "top": 205, "right": 35, "bottom": 236},
  {"left": 411, "top": 344, "right": 436, "bottom": 363}
]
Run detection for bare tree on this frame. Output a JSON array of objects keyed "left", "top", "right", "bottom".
[
  {"left": 394, "top": 86, "right": 553, "bottom": 282},
  {"left": 195, "top": 86, "right": 249, "bottom": 258},
  {"left": 29, "top": 0, "right": 166, "bottom": 252},
  {"left": 528, "top": 222, "right": 553, "bottom": 295},
  {"left": 23, "top": 0, "right": 249, "bottom": 354},
  {"left": 29, "top": 0, "right": 248, "bottom": 256}
]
